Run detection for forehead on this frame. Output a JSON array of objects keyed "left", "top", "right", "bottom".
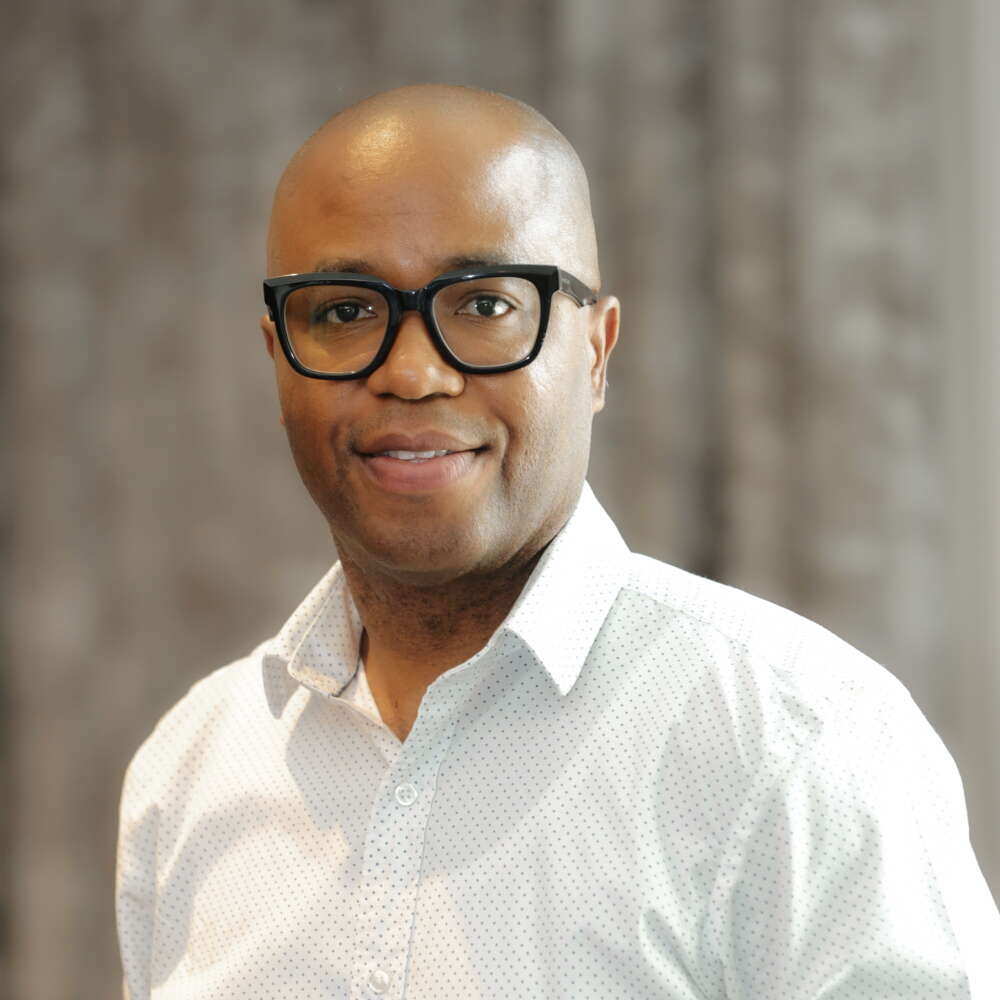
[{"left": 267, "top": 118, "right": 572, "bottom": 281}]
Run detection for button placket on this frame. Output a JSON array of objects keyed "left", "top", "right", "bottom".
[{"left": 350, "top": 695, "right": 462, "bottom": 1000}]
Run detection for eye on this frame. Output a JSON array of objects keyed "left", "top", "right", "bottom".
[
  {"left": 313, "top": 300, "right": 378, "bottom": 324},
  {"left": 456, "top": 295, "right": 514, "bottom": 319}
]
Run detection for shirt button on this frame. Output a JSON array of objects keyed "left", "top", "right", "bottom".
[
  {"left": 368, "top": 969, "right": 390, "bottom": 993},
  {"left": 394, "top": 782, "right": 418, "bottom": 806}
]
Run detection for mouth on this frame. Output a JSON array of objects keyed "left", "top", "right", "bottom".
[
  {"left": 370, "top": 448, "right": 473, "bottom": 462},
  {"left": 354, "top": 436, "right": 488, "bottom": 494}
]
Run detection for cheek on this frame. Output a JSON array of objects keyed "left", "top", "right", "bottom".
[
  {"left": 277, "top": 376, "right": 349, "bottom": 456},
  {"left": 502, "top": 344, "right": 592, "bottom": 468},
  {"left": 535, "top": 335, "right": 594, "bottom": 424}
]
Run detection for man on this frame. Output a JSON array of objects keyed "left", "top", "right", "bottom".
[{"left": 116, "top": 84, "right": 1000, "bottom": 998}]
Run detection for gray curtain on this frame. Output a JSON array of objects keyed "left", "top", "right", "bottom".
[{"left": 3, "top": 1, "right": 995, "bottom": 996}]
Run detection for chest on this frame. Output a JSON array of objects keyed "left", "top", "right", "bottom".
[{"left": 148, "top": 667, "right": 726, "bottom": 998}]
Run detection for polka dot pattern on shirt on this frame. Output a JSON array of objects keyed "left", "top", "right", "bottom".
[{"left": 116, "top": 482, "right": 1000, "bottom": 999}]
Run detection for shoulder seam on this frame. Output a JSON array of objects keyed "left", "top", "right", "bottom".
[{"left": 616, "top": 575, "right": 811, "bottom": 686}]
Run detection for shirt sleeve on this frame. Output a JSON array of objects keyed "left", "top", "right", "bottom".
[
  {"left": 704, "top": 679, "right": 1000, "bottom": 999},
  {"left": 115, "top": 746, "right": 160, "bottom": 1000}
]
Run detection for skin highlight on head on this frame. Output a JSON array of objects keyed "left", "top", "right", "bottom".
[
  {"left": 267, "top": 84, "right": 601, "bottom": 289},
  {"left": 260, "top": 84, "right": 619, "bottom": 740}
]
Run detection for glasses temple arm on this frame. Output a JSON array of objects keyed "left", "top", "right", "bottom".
[{"left": 558, "top": 269, "right": 599, "bottom": 306}]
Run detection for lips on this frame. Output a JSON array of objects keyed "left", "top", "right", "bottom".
[
  {"left": 354, "top": 431, "right": 486, "bottom": 493},
  {"left": 377, "top": 449, "right": 455, "bottom": 461},
  {"left": 356, "top": 432, "right": 483, "bottom": 457}
]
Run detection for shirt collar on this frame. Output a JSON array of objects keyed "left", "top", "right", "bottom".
[{"left": 261, "top": 481, "right": 630, "bottom": 718}]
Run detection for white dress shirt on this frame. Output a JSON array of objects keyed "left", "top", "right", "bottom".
[{"left": 116, "top": 482, "right": 1000, "bottom": 999}]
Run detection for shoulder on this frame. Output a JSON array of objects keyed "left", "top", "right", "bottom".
[
  {"left": 612, "top": 551, "right": 919, "bottom": 747},
  {"left": 600, "top": 552, "right": 959, "bottom": 851},
  {"left": 119, "top": 639, "right": 272, "bottom": 813}
]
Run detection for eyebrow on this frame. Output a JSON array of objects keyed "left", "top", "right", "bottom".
[{"left": 310, "top": 254, "right": 516, "bottom": 277}]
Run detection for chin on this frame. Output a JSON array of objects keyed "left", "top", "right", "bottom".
[{"left": 343, "top": 520, "right": 497, "bottom": 585}]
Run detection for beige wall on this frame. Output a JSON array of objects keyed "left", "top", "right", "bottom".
[{"left": 2, "top": 1, "right": 996, "bottom": 996}]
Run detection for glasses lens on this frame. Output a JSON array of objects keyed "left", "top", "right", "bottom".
[
  {"left": 431, "top": 277, "right": 541, "bottom": 367},
  {"left": 283, "top": 284, "right": 390, "bottom": 375}
]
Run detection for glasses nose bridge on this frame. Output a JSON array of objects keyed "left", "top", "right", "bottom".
[
  {"left": 384, "top": 285, "right": 440, "bottom": 363},
  {"left": 397, "top": 286, "right": 426, "bottom": 316},
  {"left": 389, "top": 286, "right": 436, "bottom": 346}
]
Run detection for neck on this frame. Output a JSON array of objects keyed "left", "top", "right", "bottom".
[
  {"left": 338, "top": 550, "right": 544, "bottom": 742},
  {"left": 343, "top": 551, "right": 540, "bottom": 681}
]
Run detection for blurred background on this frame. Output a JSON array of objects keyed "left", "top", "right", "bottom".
[{"left": 3, "top": 0, "right": 998, "bottom": 995}]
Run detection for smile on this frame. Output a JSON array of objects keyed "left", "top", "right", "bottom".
[
  {"left": 376, "top": 449, "right": 457, "bottom": 461},
  {"left": 358, "top": 448, "right": 485, "bottom": 493}
]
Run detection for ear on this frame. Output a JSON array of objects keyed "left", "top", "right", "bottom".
[
  {"left": 260, "top": 312, "right": 277, "bottom": 360},
  {"left": 259, "top": 313, "right": 285, "bottom": 426},
  {"left": 587, "top": 295, "right": 620, "bottom": 413}
]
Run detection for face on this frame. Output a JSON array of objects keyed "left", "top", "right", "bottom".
[{"left": 262, "top": 112, "right": 619, "bottom": 587}]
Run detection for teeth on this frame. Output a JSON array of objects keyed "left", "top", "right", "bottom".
[{"left": 380, "top": 449, "right": 453, "bottom": 460}]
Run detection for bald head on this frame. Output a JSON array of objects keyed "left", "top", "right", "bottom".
[
  {"left": 259, "top": 84, "right": 621, "bottom": 594},
  {"left": 266, "top": 84, "right": 601, "bottom": 289}
]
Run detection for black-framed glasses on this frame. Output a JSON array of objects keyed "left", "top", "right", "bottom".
[{"left": 262, "top": 264, "right": 598, "bottom": 379}]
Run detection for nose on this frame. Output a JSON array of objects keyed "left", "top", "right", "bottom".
[{"left": 365, "top": 310, "right": 465, "bottom": 399}]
